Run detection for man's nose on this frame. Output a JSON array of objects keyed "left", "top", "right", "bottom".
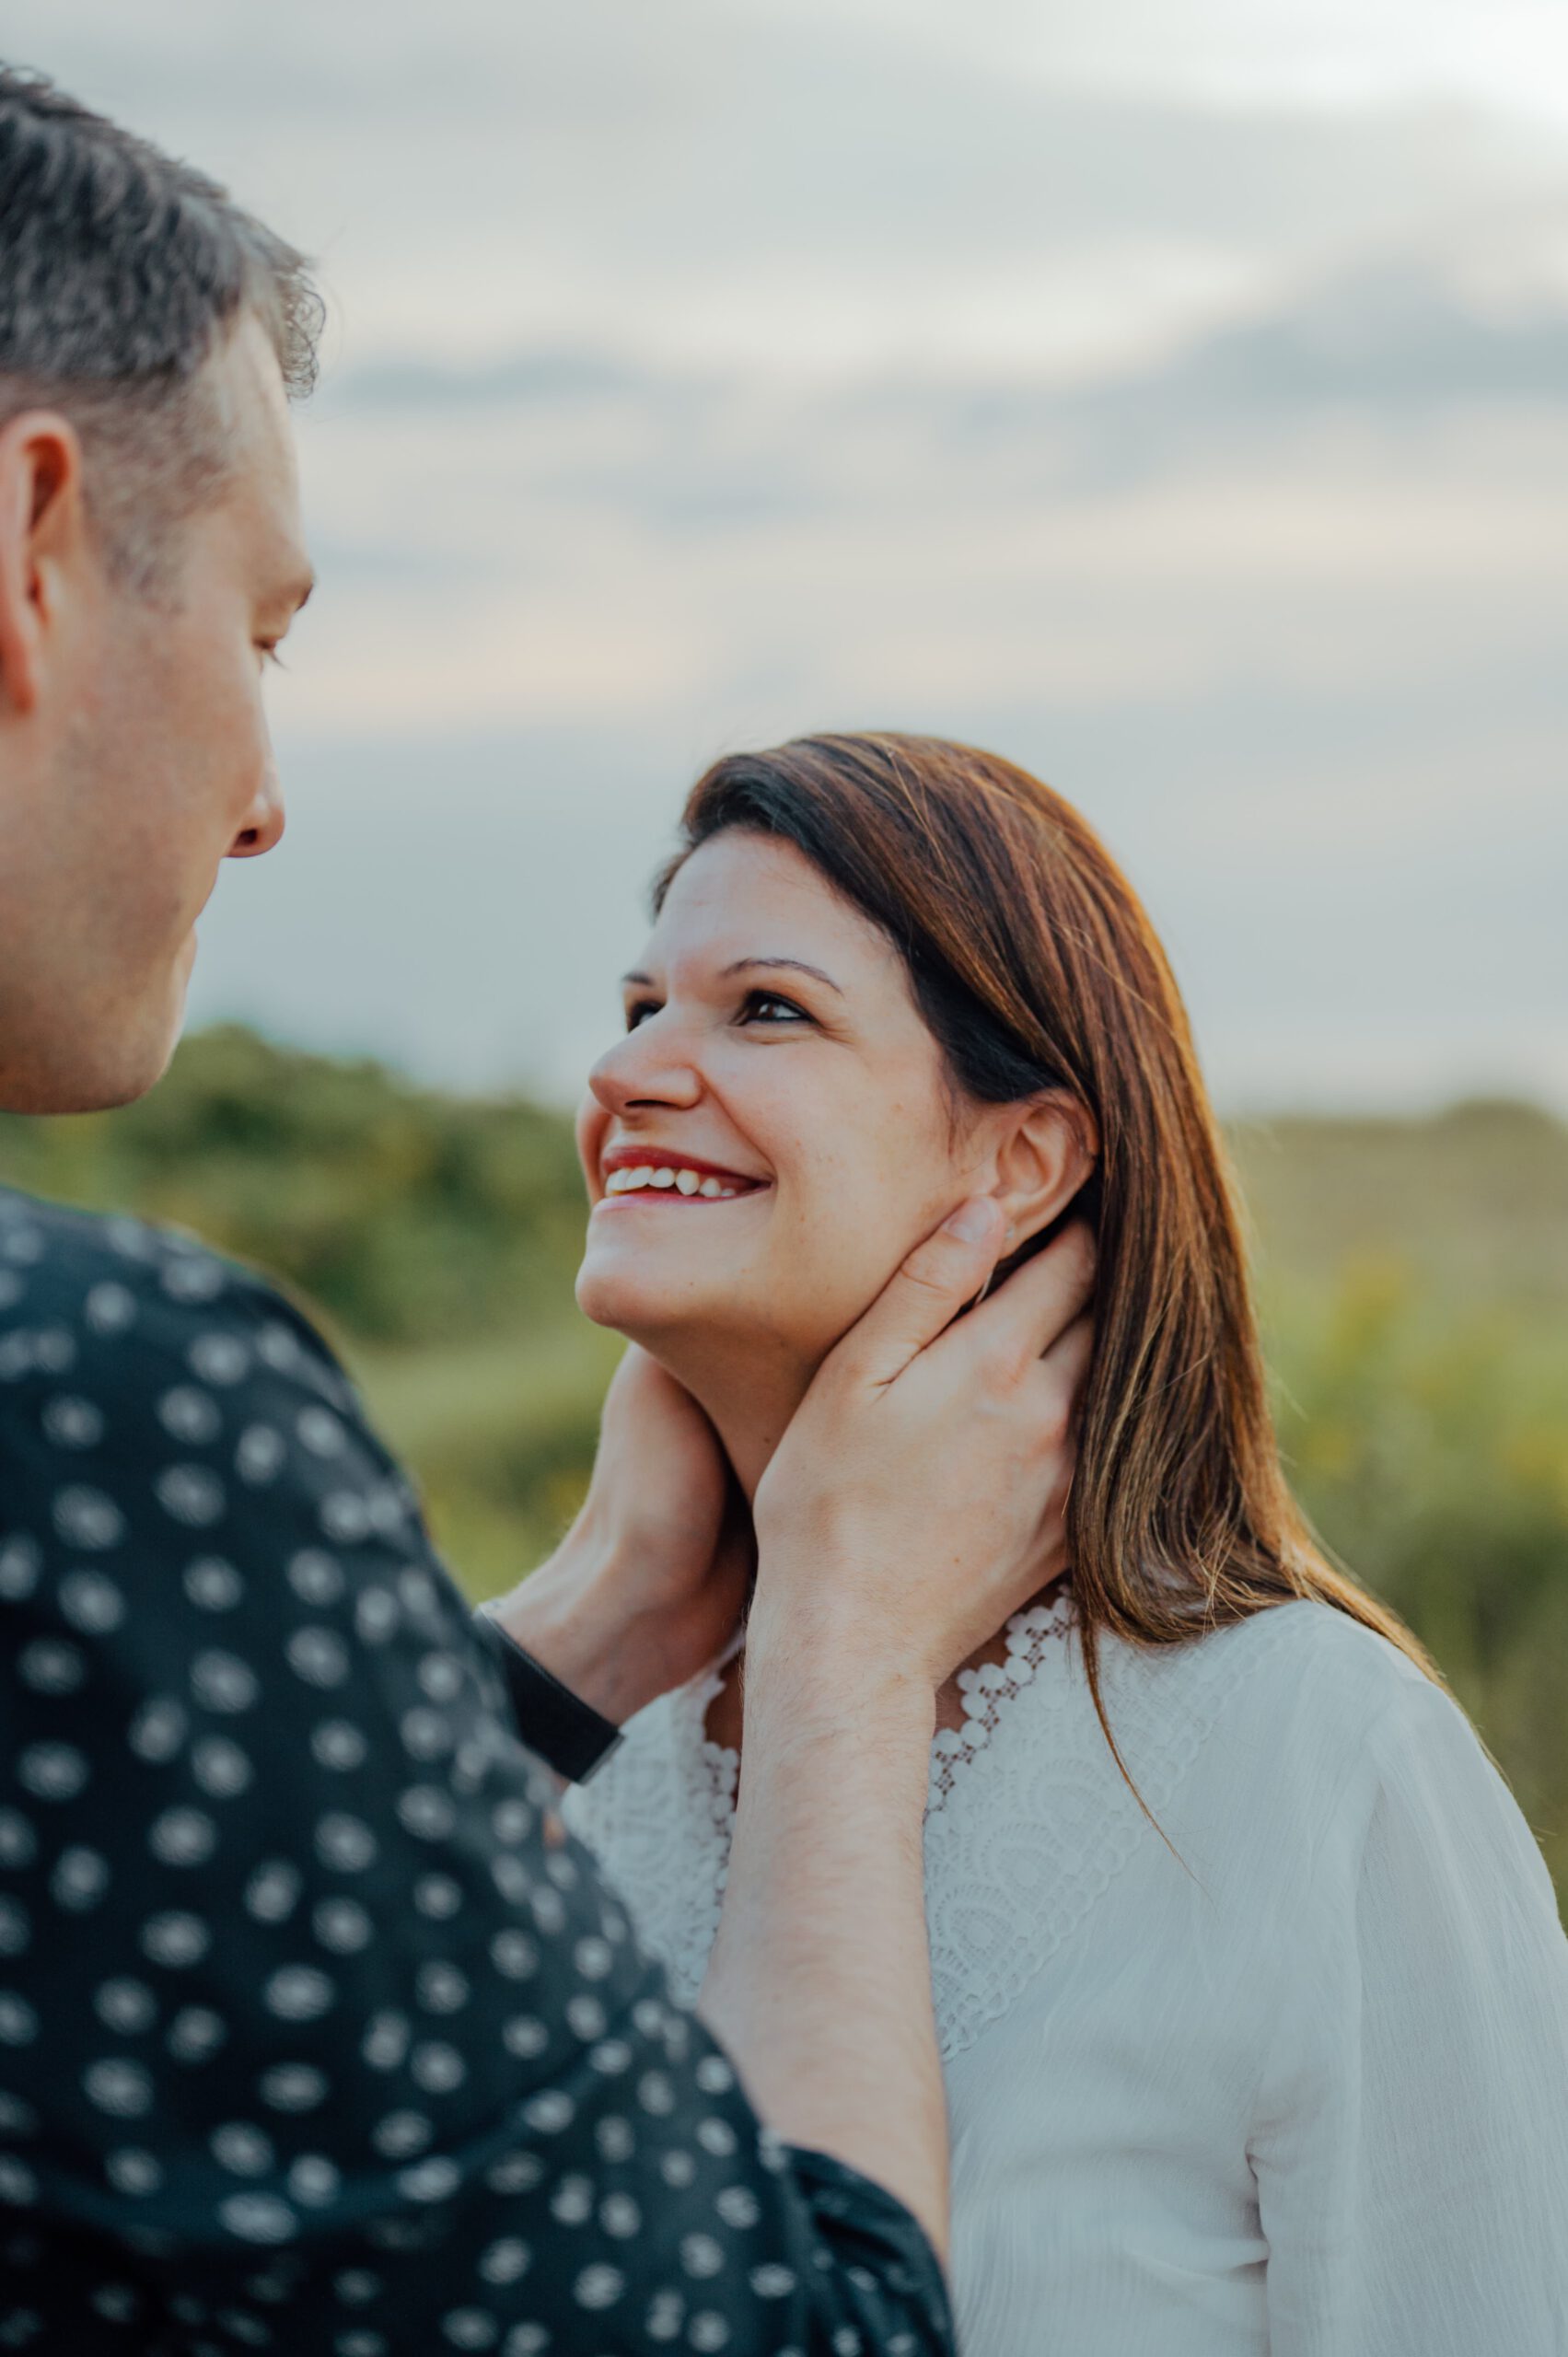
[{"left": 226, "top": 760, "right": 286, "bottom": 860}]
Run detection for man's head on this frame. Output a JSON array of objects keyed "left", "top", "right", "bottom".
[{"left": 0, "top": 68, "right": 321, "bottom": 1112}]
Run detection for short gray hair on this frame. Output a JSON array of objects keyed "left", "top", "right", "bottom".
[{"left": 0, "top": 65, "right": 323, "bottom": 588}]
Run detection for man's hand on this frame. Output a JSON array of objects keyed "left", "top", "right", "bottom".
[
  {"left": 488, "top": 1346, "right": 750, "bottom": 1724},
  {"left": 750, "top": 1199, "right": 1095, "bottom": 1695}
]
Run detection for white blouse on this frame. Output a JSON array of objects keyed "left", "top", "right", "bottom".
[{"left": 564, "top": 1590, "right": 1568, "bottom": 2355}]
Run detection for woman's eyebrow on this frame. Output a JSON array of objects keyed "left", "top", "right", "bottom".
[{"left": 721, "top": 956, "right": 845, "bottom": 995}]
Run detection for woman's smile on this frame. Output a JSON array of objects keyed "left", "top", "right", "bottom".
[{"left": 598, "top": 1144, "right": 772, "bottom": 1204}]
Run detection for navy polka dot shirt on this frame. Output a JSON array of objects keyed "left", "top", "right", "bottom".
[{"left": 0, "top": 1188, "right": 952, "bottom": 2356}]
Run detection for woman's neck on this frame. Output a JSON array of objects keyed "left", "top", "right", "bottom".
[{"left": 641, "top": 1329, "right": 815, "bottom": 1504}]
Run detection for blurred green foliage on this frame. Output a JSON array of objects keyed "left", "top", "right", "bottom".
[{"left": 2, "top": 1029, "right": 1563, "bottom": 1906}]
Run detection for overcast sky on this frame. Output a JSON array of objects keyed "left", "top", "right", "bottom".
[{"left": 9, "top": 0, "right": 1568, "bottom": 1109}]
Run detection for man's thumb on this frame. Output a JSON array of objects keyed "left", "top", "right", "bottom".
[{"left": 848, "top": 1197, "right": 1005, "bottom": 1380}]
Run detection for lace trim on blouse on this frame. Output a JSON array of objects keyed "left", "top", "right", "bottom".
[{"left": 563, "top": 1585, "right": 1311, "bottom": 2061}]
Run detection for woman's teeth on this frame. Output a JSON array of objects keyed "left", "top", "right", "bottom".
[{"left": 604, "top": 1166, "right": 744, "bottom": 1199}]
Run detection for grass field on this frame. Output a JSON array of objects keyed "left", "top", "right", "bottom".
[{"left": 3, "top": 1031, "right": 1563, "bottom": 1907}]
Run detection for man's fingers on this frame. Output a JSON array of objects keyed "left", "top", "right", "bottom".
[
  {"left": 963, "top": 1219, "right": 1097, "bottom": 1368},
  {"left": 837, "top": 1196, "right": 1005, "bottom": 1385},
  {"left": 1031, "top": 1308, "right": 1095, "bottom": 1436}
]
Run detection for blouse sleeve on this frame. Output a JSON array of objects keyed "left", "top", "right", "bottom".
[{"left": 1250, "top": 1668, "right": 1568, "bottom": 2356}]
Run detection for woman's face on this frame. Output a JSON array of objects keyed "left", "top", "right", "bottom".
[{"left": 575, "top": 830, "right": 1000, "bottom": 1375}]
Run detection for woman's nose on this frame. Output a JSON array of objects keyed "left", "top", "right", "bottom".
[
  {"left": 226, "top": 755, "right": 286, "bottom": 861},
  {"left": 587, "top": 1016, "right": 703, "bottom": 1116}
]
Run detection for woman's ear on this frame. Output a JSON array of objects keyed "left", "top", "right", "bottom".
[{"left": 991, "top": 1093, "right": 1098, "bottom": 1247}]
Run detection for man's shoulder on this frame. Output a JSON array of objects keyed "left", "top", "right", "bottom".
[{"left": 0, "top": 1183, "right": 351, "bottom": 1408}]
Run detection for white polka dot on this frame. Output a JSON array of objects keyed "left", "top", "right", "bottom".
[
  {"left": 259, "top": 2064, "right": 328, "bottom": 2113},
  {"left": 589, "top": 2038, "right": 633, "bottom": 2077},
  {"left": 286, "top": 2154, "right": 341, "bottom": 2206},
  {"left": 0, "top": 1813, "right": 34, "bottom": 1869},
  {"left": 694, "top": 2054, "right": 735, "bottom": 2096},
  {"left": 370, "top": 2108, "right": 434, "bottom": 2160},
  {"left": 415, "top": 1961, "right": 468, "bottom": 2015},
  {"left": 236, "top": 1422, "right": 287, "bottom": 1483},
  {"left": 501, "top": 2015, "right": 548, "bottom": 2061},
  {"left": 697, "top": 2117, "right": 738, "bottom": 2159},
  {"left": 691, "top": 2315, "right": 731, "bottom": 2352},
  {"left": 565, "top": 1994, "right": 606, "bottom": 2041},
  {"left": 476, "top": 2238, "right": 530, "bottom": 2286},
  {"left": 95, "top": 1979, "right": 157, "bottom": 2035},
  {"left": 574, "top": 2267, "right": 622, "bottom": 2313},
  {"left": 287, "top": 1550, "right": 345, "bottom": 1607},
  {"left": 310, "top": 1719, "right": 368, "bottom": 1771},
  {"left": 51, "top": 1846, "right": 110, "bottom": 1909},
  {"left": 491, "top": 1854, "right": 530, "bottom": 1906},
  {"left": 57, "top": 1569, "right": 124, "bottom": 1632},
  {"left": 0, "top": 1538, "right": 41, "bottom": 1600},
  {"left": 184, "top": 1555, "right": 246, "bottom": 1610},
  {"left": 645, "top": 2291, "right": 684, "bottom": 2342},
  {"left": 416, "top": 1652, "right": 463, "bottom": 1705},
  {"left": 218, "top": 2194, "right": 297, "bottom": 2245},
  {"left": 52, "top": 1488, "right": 124, "bottom": 1551},
  {"left": 41, "top": 1395, "right": 103, "bottom": 1450},
  {"left": 190, "top": 1333, "right": 250, "bottom": 1387},
  {"left": 715, "top": 2185, "right": 760, "bottom": 2229},
  {"left": 156, "top": 1464, "right": 226, "bottom": 1528},
  {"left": 161, "top": 1252, "right": 226, "bottom": 1304},
  {"left": 286, "top": 1628, "right": 350, "bottom": 1689},
  {"left": 595, "top": 2115, "right": 634, "bottom": 2164},
  {"left": 296, "top": 1407, "right": 348, "bottom": 1457},
  {"left": 158, "top": 1387, "right": 223, "bottom": 1446},
  {"left": 140, "top": 1911, "right": 211, "bottom": 1968},
  {"left": 128, "top": 1697, "right": 187, "bottom": 1762},
  {"left": 191, "top": 1650, "right": 260, "bottom": 1713},
  {"left": 659, "top": 2150, "right": 696, "bottom": 2189},
  {"left": 354, "top": 1588, "right": 399, "bottom": 1644},
  {"left": 361, "top": 2013, "right": 412, "bottom": 2072},
  {"left": 191, "top": 1736, "right": 252, "bottom": 1799},
  {"left": 394, "top": 2157, "right": 459, "bottom": 2204},
  {"left": 440, "top": 2310, "right": 498, "bottom": 2350},
  {"left": 0, "top": 2155, "right": 38, "bottom": 2207},
  {"left": 599, "top": 2192, "right": 641, "bottom": 2239},
  {"left": 167, "top": 2005, "right": 227, "bottom": 2061},
  {"left": 0, "top": 1901, "right": 29, "bottom": 1959},
  {"left": 398, "top": 1707, "right": 451, "bottom": 1763},
  {"left": 263, "top": 1966, "right": 334, "bottom": 2023},
  {"left": 149, "top": 1806, "right": 217, "bottom": 1866},
  {"left": 638, "top": 2072, "right": 676, "bottom": 2117},
  {"left": 526, "top": 1884, "right": 564, "bottom": 1933},
  {"left": 680, "top": 2234, "right": 725, "bottom": 2282},
  {"left": 245, "top": 1863, "right": 303, "bottom": 1923},
  {"left": 410, "top": 2041, "right": 466, "bottom": 2096},
  {"left": 84, "top": 1281, "right": 136, "bottom": 1334},
  {"left": 84, "top": 2058, "right": 154, "bottom": 2118},
  {"left": 413, "top": 1875, "right": 461, "bottom": 1920},
  {"left": 319, "top": 1492, "right": 370, "bottom": 1545},
  {"left": 550, "top": 2174, "right": 593, "bottom": 2224},
  {"left": 749, "top": 2264, "right": 796, "bottom": 2298},
  {"left": 19, "top": 1743, "right": 88, "bottom": 1801},
  {"left": 397, "top": 1786, "right": 456, "bottom": 1841},
  {"left": 313, "top": 1898, "right": 372, "bottom": 1954},
  {"left": 522, "top": 2089, "right": 575, "bottom": 2135},
  {"left": 17, "top": 1639, "right": 85, "bottom": 1695},
  {"left": 332, "top": 2270, "right": 380, "bottom": 2304},
  {"left": 316, "top": 1813, "right": 377, "bottom": 1873},
  {"left": 212, "top": 2123, "right": 275, "bottom": 2177},
  {"left": 0, "top": 1992, "right": 39, "bottom": 2047},
  {"left": 489, "top": 1930, "right": 538, "bottom": 1980},
  {"left": 483, "top": 2151, "right": 544, "bottom": 2196}
]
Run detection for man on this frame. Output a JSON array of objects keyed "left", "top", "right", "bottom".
[{"left": 0, "top": 69, "right": 1091, "bottom": 2352}]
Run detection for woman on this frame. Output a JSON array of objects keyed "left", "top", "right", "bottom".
[{"left": 562, "top": 732, "right": 1568, "bottom": 2354}]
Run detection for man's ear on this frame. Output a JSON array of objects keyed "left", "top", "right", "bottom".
[
  {"left": 990, "top": 1093, "right": 1098, "bottom": 1248},
  {"left": 0, "top": 411, "right": 90, "bottom": 718}
]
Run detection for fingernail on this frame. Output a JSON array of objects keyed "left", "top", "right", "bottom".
[{"left": 944, "top": 1197, "right": 999, "bottom": 1244}]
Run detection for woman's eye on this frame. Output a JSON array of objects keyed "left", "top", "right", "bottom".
[
  {"left": 742, "top": 992, "right": 808, "bottom": 1026},
  {"left": 625, "top": 1000, "right": 661, "bottom": 1030}
]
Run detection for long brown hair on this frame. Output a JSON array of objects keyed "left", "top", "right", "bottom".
[{"left": 658, "top": 732, "right": 1445, "bottom": 1808}]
